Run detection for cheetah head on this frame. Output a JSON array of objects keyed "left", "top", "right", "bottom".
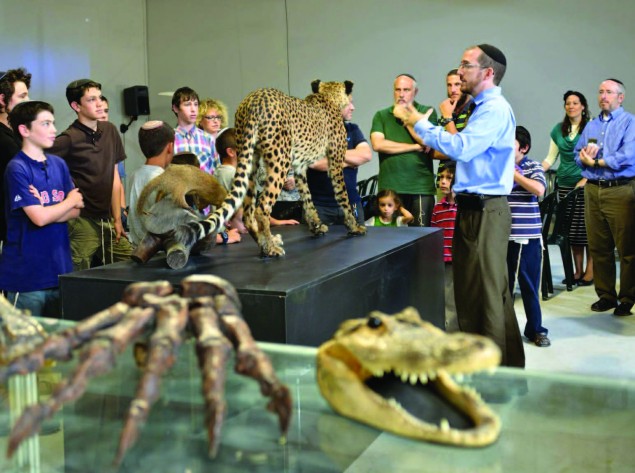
[{"left": 311, "top": 79, "right": 353, "bottom": 110}]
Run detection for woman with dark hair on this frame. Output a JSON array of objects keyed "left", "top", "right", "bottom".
[{"left": 542, "top": 90, "right": 593, "bottom": 285}]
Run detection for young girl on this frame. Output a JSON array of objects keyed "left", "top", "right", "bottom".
[{"left": 365, "top": 189, "right": 413, "bottom": 227}]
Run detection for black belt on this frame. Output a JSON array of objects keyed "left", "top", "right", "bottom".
[
  {"left": 455, "top": 193, "right": 505, "bottom": 211},
  {"left": 587, "top": 177, "right": 634, "bottom": 188}
]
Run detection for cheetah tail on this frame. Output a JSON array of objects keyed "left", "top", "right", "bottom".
[{"left": 185, "top": 121, "right": 258, "bottom": 241}]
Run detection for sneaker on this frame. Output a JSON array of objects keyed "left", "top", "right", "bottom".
[
  {"left": 534, "top": 334, "right": 551, "bottom": 347},
  {"left": 591, "top": 299, "right": 618, "bottom": 312},
  {"left": 614, "top": 302, "right": 634, "bottom": 317}
]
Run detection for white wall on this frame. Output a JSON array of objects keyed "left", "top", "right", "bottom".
[
  {"left": 147, "top": 0, "right": 635, "bottom": 180},
  {"left": 0, "top": 0, "right": 148, "bottom": 176},
  {"left": 3, "top": 1, "right": 633, "bottom": 183}
]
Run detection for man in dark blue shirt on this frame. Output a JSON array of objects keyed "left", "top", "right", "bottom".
[{"left": 307, "top": 92, "right": 371, "bottom": 225}]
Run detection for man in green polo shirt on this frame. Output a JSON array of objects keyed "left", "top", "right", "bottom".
[{"left": 370, "top": 74, "right": 437, "bottom": 226}]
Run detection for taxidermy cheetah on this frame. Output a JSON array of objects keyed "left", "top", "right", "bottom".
[{"left": 172, "top": 80, "right": 366, "bottom": 259}]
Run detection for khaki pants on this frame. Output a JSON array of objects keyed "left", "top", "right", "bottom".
[
  {"left": 584, "top": 181, "right": 635, "bottom": 305},
  {"left": 68, "top": 217, "right": 132, "bottom": 271},
  {"left": 453, "top": 196, "right": 525, "bottom": 368}
]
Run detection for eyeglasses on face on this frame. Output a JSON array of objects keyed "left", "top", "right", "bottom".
[
  {"left": 458, "top": 62, "right": 486, "bottom": 71},
  {"left": 204, "top": 115, "right": 223, "bottom": 121}
]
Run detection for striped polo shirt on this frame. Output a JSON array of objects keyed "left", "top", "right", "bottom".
[{"left": 507, "top": 157, "right": 546, "bottom": 240}]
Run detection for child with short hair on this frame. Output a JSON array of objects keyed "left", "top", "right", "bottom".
[
  {"left": 216, "top": 128, "right": 299, "bottom": 228},
  {"left": 127, "top": 121, "right": 175, "bottom": 246},
  {"left": 365, "top": 189, "right": 413, "bottom": 226},
  {"left": 507, "top": 126, "right": 550, "bottom": 347},
  {"left": 431, "top": 162, "right": 458, "bottom": 331},
  {"left": 0, "top": 101, "right": 83, "bottom": 316}
]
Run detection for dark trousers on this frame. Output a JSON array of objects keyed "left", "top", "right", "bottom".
[
  {"left": 454, "top": 197, "right": 525, "bottom": 368},
  {"left": 398, "top": 194, "right": 435, "bottom": 227},
  {"left": 507, "top": 239, "right": 548, "bottom": 339},
  {"left": 584, "top": 181, "right": 635, "bottom": 305},
  {"left": 315, "top": 202, "right": 365, "bottom": 226}
]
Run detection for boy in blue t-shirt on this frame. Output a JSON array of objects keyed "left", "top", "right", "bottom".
[
  {"left": 507, "top": 126, "right": 549, "bottom": 347},
  {"left": 0, "top": 101, "right": 83, "bottom": 316}
]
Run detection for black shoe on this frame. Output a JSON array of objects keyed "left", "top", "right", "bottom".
[
  {"left": 614, "top": 302, "right": 634, "bottom": 317},
  {"left": 577, "top": 278, "right": 594, "bottom": 287},
  {"left": 591, "top": 299, "right": 618, "bottom": 312},
  {"left": 561, "top": 277, "right": 581, "bottom": 284}
]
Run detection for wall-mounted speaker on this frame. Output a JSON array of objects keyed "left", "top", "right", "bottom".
[{"left": 123, "top": 85, "right": 150, "bottom": 116}]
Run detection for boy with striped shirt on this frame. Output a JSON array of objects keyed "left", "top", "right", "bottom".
[
  {"left": 507, "top": 126, "right": 550, "bottom": 347},
  {"left": 431, "top": 162, "right": 458, "bottom": 331}
]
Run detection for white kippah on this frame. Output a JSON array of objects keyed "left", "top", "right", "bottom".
[
  {"left": 215, "top": 127, "right": 229, "bottom": 140},
  {"left": 141, "top": 120, "right": 164, "bottom": 130}
]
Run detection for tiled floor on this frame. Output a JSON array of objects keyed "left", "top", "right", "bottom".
[{"left": 515, "top": 246, "right": 634, "bottom": 380}]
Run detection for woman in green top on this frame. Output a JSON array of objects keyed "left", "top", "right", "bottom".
[{"left": 542, "top": 90, "right": 593, "bottom": 285}]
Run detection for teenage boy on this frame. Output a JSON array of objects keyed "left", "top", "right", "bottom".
[
  {"left": 0, "top": 101, "right": 83, "bottom": 316},
  {"left": 49, "top": 79, "right": 132, "bottom": 270},
  {"left": 507, "top": 126, "right": 549, "bottom": 347},
  {"left": 127, "top": 121, "right": 175, "bottom": 246},
  {"left": 172, "top": 87, "right": 218, "bottom": 175},
  {"left": 0, "top": 67, "right": 32, "bottom": 244},
  {"left": 431, "top": 162, "right": 458, "bottom": 332}
]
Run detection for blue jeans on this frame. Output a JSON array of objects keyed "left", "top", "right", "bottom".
[
  {"left": 5, "top": 288, "right": 62, "bottom": 317},
  {"left": 507, "top": 239, "right": 548, "bottom": 339}
]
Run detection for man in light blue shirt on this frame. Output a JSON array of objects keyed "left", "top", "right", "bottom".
[
  {"left": 574, "top": 78, "right": 635, "bottom": 316},
  {"left": 394, "top": 44, "right": 524, "bottom": 368}
]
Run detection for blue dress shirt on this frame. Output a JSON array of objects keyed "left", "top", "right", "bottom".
[
  {"left": 413, "top": 86, "right": 516, "bottom": 195},
  {"left": 574, "top": 107, "right": 635, "bottom": 180}
]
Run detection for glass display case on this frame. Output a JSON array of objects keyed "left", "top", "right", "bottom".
[{"left": 2, "top": 318, "right": 635, "bottom": 472}]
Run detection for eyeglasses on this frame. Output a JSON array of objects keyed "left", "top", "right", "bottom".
[
  {"left": 204, "top": 115, "right": 223, "bottom": 121},
  {"left": 0, "top": 71, "right": 7, "bottom": 82},
  {"left": 458, "top": 62, "right": 486, "bottom": 71}
]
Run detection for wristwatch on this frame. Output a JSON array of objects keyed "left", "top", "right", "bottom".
[
  {"left": 593, "top": 157, "right": 600, "bottom": 168},
  {"left": 220, "top": 231, "right": 229, "bottom": 245},
  {"left": 438, "top": 117, "right": 454, "bottom": 126}
]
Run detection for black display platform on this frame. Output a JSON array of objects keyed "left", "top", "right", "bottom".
[{"left": 60, "top": 225, "right": 444, "bottom": 346}]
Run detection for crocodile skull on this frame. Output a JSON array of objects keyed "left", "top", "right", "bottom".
[{"left": 316, "top": 307, "right": 501, "bottom": 447}]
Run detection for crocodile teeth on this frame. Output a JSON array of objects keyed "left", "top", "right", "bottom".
[
  {"left": 373, "top": 369, "right": 384, "bottom": 377},
  {"left": 440, "top": 418, "right": 450, "bottom": 432},
  {"left": 428, "top": 371, "right": 437, "bottom": 381},
  {"left": 419, "top": 373, "right": 428, "bottom": 384},
  {"left": 400, "top": 372, "right": 409, "bottom": 383},
  {"left": 455, "top": 373, "right": 465, "bottom": 383},
  {"left": 409, "top": 374, "right": 418, "bottom": 385}
]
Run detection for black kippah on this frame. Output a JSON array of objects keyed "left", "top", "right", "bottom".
[{"left": 477, "top": 44, "right": 507, "bottom": 66}]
